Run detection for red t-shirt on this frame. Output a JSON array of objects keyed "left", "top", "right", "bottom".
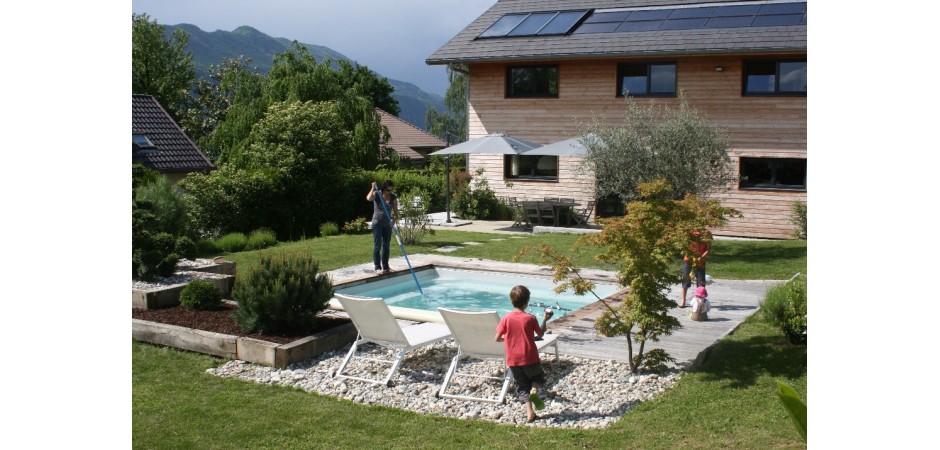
[
  {"left": 683, "top": 241, "right": 709, "bottom": 261},
  {"left": 496, "top": 311, "right": 541, "bottom": 367}
]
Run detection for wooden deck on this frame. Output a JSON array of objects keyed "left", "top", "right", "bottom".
[{"left": 325, "top": 254, "right": 779, "bottom": 370}]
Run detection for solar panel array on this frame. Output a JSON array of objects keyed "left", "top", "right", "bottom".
[
  {"left": 573, "top": 2, "right": 806, "bottom": 34},
  {"left": 477, "top": 2, "right": 807, "bottom": 38},
  {"left": 478, "top": 10, "right": 591, "bottom": 38}
]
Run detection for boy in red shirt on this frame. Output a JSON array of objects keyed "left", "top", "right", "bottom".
[{"left": 495, "top": 285, "right": 553, "bottom": 423}]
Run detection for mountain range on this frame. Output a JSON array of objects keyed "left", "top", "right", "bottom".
[{"left": 166, "top": 24, "right": 446, "bottom": 130}]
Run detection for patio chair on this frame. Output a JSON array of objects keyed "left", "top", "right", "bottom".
[
  {"left": 523, "top": 201, "right": 540, "bottom": 229},
  {"left": 537, "top": 202, "right": 556, "bottom": 226},
  {"left": 571, "top": 200, "right": 595, "bottom": 228},
  {"left": 507, "top": 197, "right": 526, "bottom": 228},
  {"left": 436, "top": 308, "right": 559, "bottom": 404},
  {"left": 332, "top": 293, "right": 452, "bottom": 387}
]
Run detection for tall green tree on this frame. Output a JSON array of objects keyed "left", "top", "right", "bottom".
[
  {"left": 336, "top": 59, "right": 399, "bottom": 116},
  {"left": 580, "top": 92, "right": 735, "bottom": 203},
  {"left": 132, "top": 13, "right": 196, "bottom": 123},
  {"left": 426, "top": 64, "right": 468, "bottom": 143},
  {"left": 180, "top": 56, "right": 264, "bottom": 161}
]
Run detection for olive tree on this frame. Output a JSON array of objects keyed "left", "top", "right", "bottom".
[{"left": 580, "top": 92, "right": 735, "bottom": 202}]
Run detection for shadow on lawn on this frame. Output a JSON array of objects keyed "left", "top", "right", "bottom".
[
  {"left": 712, "top": 245, "right": 807, "bottom": 265},
  {"left": 695, "top": 333, "right": 806, "bottom": 389}
]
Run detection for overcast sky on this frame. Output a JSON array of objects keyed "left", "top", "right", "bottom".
[{"left": 132, "top": 0, "right": 494, "bottom": 96}]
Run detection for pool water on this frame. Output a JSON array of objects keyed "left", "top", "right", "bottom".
[{"left": 334, "top": 267, "right": 621, "bottom": 322}]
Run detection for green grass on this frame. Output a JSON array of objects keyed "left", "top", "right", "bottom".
[
  {"left": 135, "top": 230, "right": 807, "bottom": 449},
  {"left": 223, "top": 231, "right": 806, "bottom": 281},
  {"left": 133, "top": 316, "right": 805, "bottom": 449}
]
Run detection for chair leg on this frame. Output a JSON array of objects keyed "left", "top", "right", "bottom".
[
  {"left": 334, "top": 335, "right": 362, "bottom": 378},
  {"left": 437, "top": 353, "right": 463, "bottom": 398},
  {"left": 383, "top": 348, "right": 407, "bottom": 387}
]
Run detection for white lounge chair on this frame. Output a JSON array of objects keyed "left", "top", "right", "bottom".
[
  {"left": 332, "top": 293, "right": 452, "bottom": 387},
  {"left": 436, "top": 308, "right": 559, "bottom": 404}
]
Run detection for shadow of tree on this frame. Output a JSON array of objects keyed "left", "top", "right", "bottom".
[{"left": 695, "top": 333, "right": 806, "bottom": 389}]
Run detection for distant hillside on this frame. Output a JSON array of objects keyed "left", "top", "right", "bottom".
[{"left": 166, "top": 24, "right": 445, "bottom": 130}]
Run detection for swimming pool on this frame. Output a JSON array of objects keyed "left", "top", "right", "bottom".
[{"left": 333, "top": 267, "right": 621, "bottom": 322}]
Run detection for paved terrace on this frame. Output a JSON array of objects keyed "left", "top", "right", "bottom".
[{"left": 325, "top": 254, "right": 780, "bottom": 370}]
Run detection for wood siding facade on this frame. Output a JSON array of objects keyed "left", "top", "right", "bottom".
[{"left": 463, "top": 53, "right": 806, "bottom": 239}]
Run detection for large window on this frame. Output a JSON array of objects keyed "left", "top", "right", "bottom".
[
  {"left": 744, "top": 60, "right": 806, "bottom": 95},
  {"left": 506, "top": 65, "right": 558, "bottom": 98},
  {"left": 739, "top": 157, "right": 806, "bottom": 190},
  {"left": 617, "top": 62, "right": 676, "bottom": 96},
  {"left": 504, "top": 155, "right": 558, "bottom": 180}
]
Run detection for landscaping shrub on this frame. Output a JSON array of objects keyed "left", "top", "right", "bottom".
[
  {"left": 342, "top": 217, "right": 370, "bottom": 234},
  {"left": 196, "top": 239, "right": 220, "bottom": 256},
  {"left": 790, "top": 201, "right": 807, "bottom": 239},
  {"left": 179, "top": 279, "right": 223, "bottom": 311},
  {"left": 246, "top": 228, "right": 277, "bottom": 249},
  {"left": 397, "top": 190, "right": 435, "bottom": 244},
  {"left": 453, "top": 168, "right": 500, "bottom": 220},
  {"left": 133, "top": 164, "right": 185, "bottom": 280},
  {"left": 760, "top": 275, "right": 807, "bottom": 344},
  {"left": 232, "top": 253, "right": 334, "bottom": 335},
  {"left": 319, "top": 222, "right": 340, "bottom": 237},
  {"left": 215, "top": 232, "right": 248, "bottom": 253}
]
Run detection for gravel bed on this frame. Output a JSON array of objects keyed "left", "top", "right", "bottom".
[
  {"left": 131, "top": 270, "right": 229, "bottom": 291},
  {"left": 208, "top": 341, "right": 680, "bottom": 428}
]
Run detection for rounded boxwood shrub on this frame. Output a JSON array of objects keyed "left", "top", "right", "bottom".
[
  {"left": 760, "top": 275, "right": 807, "bottom": 344},
  {"left": 179, "top": 279, "right": 223, "bottom": 311},
  {"left": 232, "top": 253, "right": 334, "bottom": 335}
]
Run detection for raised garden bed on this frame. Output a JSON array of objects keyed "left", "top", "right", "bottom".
[
  {"left": 132, "top": 270, "right": 235, "bottom": 310},
  {"left": 132, "top": 302, "right": 355, "bottom": 368}
]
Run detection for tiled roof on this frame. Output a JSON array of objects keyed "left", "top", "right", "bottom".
[
  {"left": 377, "top": 108, "right": 447, "bottom": 162},
  {"left": 427, "top": 0, "right": 807, "bottom": 64},
  {"left": 132, "top": 94, "right": 215, "bottom": 173}
]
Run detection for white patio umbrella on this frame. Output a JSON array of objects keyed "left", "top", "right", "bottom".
[
  {"left": 428, "top": 132, "right": 541, "bottom": 155},
  {"left": 520, "top": 134, "right": 599, "bottom": 156}
]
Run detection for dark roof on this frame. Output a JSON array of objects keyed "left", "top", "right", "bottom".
[
  {"left": 132, "top": 94, "right": 215, "bottom": 173},
  {"left": 427, "top": 0, "right": 807, "bottom": 64},
  {"left": 377, "top": 108, "right": 447, "bottom": 162}
]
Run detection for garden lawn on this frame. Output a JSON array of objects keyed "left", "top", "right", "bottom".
[{"left": 136, "top": 230, "right": 807, "bottom": 449}]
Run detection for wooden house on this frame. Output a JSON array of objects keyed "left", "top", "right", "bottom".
[{"left": 427, "top": 0, "right": 806, "bottom": 239}]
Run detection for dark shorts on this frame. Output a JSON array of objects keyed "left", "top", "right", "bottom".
[
  {"left": 509, "top": 363, "right": 545, "bottom": 403},
  {"left": 681, "top": 260, "right": 706, "bottom": 289}
]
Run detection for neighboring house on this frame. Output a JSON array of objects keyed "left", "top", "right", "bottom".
[
  {"left": 132, "top": 94, "right": 215, "bottom": 184},
  {"left": 377, "top": 108, "right": 447, "bottom": 166},
  {"left": 427, "top": 0, "right": 806, "bottom": 239}
]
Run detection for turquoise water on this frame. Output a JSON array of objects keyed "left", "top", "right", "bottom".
[{"left": 335, "top": 267, "right": 620, "bottom": 322}]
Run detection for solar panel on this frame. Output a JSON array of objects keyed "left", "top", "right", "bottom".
[
  {"left": 703, "top": 16, "right": 755, "bottom": 28},
  {"left": 617, "top": 20, "right": 664, "bottom": 32},
  {"left": 583, "top": 11, "right": 630, "bottom": 23},
  {"left": 538, "top": 10, "right": 590, "bottom": 35},
  {"left": 752, "top": 14, "right": 804, "bottom": 27},
  {"left": 759, "top": 3, "right": 807, "bottom": 15},
  {"left": 668, "top": 7, "right": 715, "bottom": 19},
  {"left": 508, "top": 12, "right": 557, "bottom": 36},
  {"left": 572, "top": 22, "right": 621, "bottom": 34},
  {"left": 479, "top": 14, "right": 527, "bottom": 37},
  {"left": 659, "top": 17, "right": 708, "bottom": 30},
  {"left": 625, "top": 10, "right": 672, "bottom": 21},
  {"left": 710, "top": 5, "right": 761, "bottom": 17}
]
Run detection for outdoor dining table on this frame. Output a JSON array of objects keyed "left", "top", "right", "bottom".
[{"left": 520, "top": 199, "right": 579, "bottom": 227}]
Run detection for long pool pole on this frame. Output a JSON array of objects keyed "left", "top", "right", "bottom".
[{"left": 375, "top": 187, "right": 425, "bottom": 296}]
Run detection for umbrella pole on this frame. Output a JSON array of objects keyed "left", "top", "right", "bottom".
[{"left": 445, "top": 155, "right": 452, "bottom": 223}]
